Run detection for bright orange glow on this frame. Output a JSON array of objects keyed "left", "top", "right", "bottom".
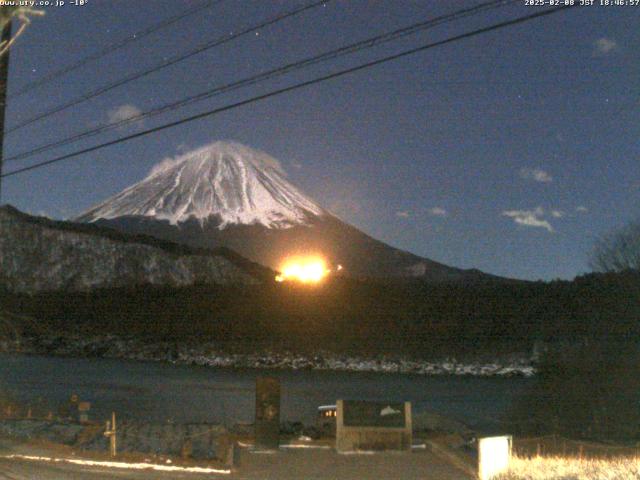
[{"left": 275, "top": 256, "right": 330, "bottom": 283}]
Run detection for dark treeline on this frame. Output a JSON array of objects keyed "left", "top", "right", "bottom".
[
  {"left": 2, "top": 271, "right": 638, "bottom": 358},
  {"left": 511, "top": 340, "right": 640, "bottom": 443}
]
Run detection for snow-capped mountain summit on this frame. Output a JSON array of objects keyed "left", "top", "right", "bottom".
[
  {"left": 79, "top": 141, "right": 325, "bottom": 228},
  {"left": 78, "top": 141, "right": 498, "bottom": 282}
]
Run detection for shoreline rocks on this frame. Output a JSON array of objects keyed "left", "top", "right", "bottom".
[{"left": 0, "top": 335, "right": 535, "bottom": 377}]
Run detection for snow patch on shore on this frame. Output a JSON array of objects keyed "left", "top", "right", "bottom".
[{"left": 0, "top": 336, "right": 535, "bottom": 377}]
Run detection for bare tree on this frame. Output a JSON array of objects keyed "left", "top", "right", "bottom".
[
  {"left": 0, "top": 6, "right": 44, "bottom": 57},
  {"left": 590, "top": 221, "right": 640, "bottom": 272}
]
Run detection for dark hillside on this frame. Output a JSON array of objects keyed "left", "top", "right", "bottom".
[{"left": 3, "top": 272, "right": 638, "bottom": 358}]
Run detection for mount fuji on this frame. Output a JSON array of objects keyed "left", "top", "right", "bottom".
[{"left": 77, "top": 141, "right": 492, "bottom": 282}]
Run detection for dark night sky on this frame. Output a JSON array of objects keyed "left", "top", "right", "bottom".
[{"left": 2, "top": 0, "right": 639, "bottom": 280}]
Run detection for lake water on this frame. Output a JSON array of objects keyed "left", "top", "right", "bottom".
[{"left": 0, "top": 353, "right": 533, "bottom": 431}]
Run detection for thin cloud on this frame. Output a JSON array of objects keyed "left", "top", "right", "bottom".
[
  {"left": 519, "top": 168, "right": 553, "bottom": 183},
  {"left": 107, "top": 104, "right": 144, "bottom": 127},
  {"left": 329, "top": 198, "right": 361, "bottom": 218},
  {"left": 428, "top": 207, "right": 447, "bottom": 217},
  {"left": 502, "top": 207, "right": 553, "bottom": 232},
  {"left": 593, "top": 37, "right": 617, "bottom": 56},
  {"left": 551, "top": 210, "right": 564, "bottom": 218},
  {"left": 176, "top": 143, "right": 191, "bottom": 154},
  {"left": 396, "top": 211, "right": 410, "bottom": 218},
  {"left": 576, "top": 206, "right": 589, "bottom": 213},
  {"left": 149, "top": 156, "right": 177, "bottom": 177},
  {"left": 250, "top": 151, "right": 285, "bottom": 176}
]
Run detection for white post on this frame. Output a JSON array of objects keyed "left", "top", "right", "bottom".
[
  {"left": 111, "top": 412, "right": 117, "bottom": 457},
  {"left": 104, "top": 412, "right": 117, "bottom": 457},
  {"left": 478, "top": 435, "right": 512, "bottom": 480}
]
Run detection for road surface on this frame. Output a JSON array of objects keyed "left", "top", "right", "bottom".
[{"left": 0, "top": 438, "right": 473, "bottom": 480}]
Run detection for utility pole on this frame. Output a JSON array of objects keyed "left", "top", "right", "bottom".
[{"left": 0, "top": 17, "right": 11, "bottom": 203}]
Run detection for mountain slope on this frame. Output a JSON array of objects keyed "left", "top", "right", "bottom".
[
  {"left": 77, "top": 141, "right": 496, "bottom": 282},
  {"left": 0, "top": 205, "right": 270, "bottom": 293},
  {"left": 79, "top": 142, "right": 324, "bottom": 229}
]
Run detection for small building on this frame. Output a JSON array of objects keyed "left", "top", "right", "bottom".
[{"left": 317, "top": 404, "right": 337, "bottom": 436}]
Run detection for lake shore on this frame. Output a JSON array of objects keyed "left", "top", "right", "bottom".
[{"left": 0, "top": 334, "right": 535, "bottom": 377}]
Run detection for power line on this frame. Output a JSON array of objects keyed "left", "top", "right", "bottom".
[
  {"left": 5, "top": 0, "right": 517, "bottom": 164},
  {"left": 4, "top": 0, "right": 330, "bottom": 134},
  {"left": 10, "top": 0, "right": 222, "bottom": 99},
  {"left": 1, "top": 5, "right": 575, "bottom": 180}
]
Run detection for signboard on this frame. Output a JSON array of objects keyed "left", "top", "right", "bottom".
[
  {"left": 343, "top": 401, "right": 406, "bottom": 428},
  {"left": 77, "top": 401, "right": 91, "bottom": 423},
  {"left": 255, "top": 377, "right": 280, "bottom": 450},
  {"left": 336, "top": 399, "right": 412, "bottom": 452}
]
